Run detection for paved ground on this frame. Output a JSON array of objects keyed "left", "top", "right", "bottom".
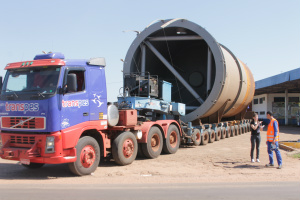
[
  {"left": 0, "top": 182, "right": 299, "bottom": 200},
  {"left": 0, "top": 126, "right": 299, "bottom": 199}
]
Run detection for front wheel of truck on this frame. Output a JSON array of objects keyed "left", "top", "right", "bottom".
[{"left": 68, "top": 136, "right": 100, "bottom": 176}]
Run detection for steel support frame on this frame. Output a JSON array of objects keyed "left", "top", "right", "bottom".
[{"left": 144, "top": 41, "right": 204, "bottom": 104}]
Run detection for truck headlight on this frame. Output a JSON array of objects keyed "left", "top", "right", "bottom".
[{"left": 45, "top": 136, "right": 55, "bottom": 153}]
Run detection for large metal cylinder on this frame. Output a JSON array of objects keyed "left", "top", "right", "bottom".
[{"left": 123, "top": 19, "right": 255, "bottom": 123}]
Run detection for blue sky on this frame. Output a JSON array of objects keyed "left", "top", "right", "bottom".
[{"left": 0, "top": 0, "right": 299, "bottom": 101}]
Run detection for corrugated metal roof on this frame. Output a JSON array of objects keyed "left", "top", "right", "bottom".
[{"left": 255, "top": 68, "right": 300, "bottom": 89}]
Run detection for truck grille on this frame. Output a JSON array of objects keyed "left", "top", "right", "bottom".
[
  {"left": 1, "top": 117, "right": 45, "bottom": 130},
  {"left": 10, "top": 135, "right": 35, "bottom": 144}
]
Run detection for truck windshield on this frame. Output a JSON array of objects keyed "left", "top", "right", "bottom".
[{"left": 1, "top": 67, "right": 61, "bottom": 100}]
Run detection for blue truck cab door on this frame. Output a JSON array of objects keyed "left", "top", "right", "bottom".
[
  {"left": 60, "top": 67, "right": 90, "bottom": 129},
  {"left": 87, "top": 66, "right": 107, "bottom": 124}
]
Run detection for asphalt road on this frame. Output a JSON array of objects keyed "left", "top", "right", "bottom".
[{"left": 0, "top": 182, "right": 299, "bottom": 200}]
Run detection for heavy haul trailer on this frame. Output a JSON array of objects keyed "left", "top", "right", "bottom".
[{"left": 0, "top": 19, "right": 254, "bottom": 176}]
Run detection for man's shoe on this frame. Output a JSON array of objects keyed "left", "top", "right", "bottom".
[
  {"left": 277, "top": 165, "right": 282, "bottom": 169},
  {"left": 251, "top": 159, "right": 255, "bottom": 163},
  {"left": 265, "top": 163, "right": 274, "bottom": 167},
  {"left": 256, "top": 159, "right": 260, "bottom": 163}
]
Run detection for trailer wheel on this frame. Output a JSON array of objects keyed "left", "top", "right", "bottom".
[
  {"left": 22, "top": 163, "right": 44, "bottom": 169},
  {"left": 112, "top": 131, "right": 137, "bottom": 165},
  {"left": 163, "top": 125, "right": 180, "bottom": 154},
  {"left": 68, "top": 136, "right": 100, "bottom": 176},
  {"left": 234, "top": 125, "right": 239, "bottom": 136},
  {"left": 200, "top": 130, "right": 209, "bottom": 145},
  {"left": 231, "top": 126, "right": 235, "bottom": 137},
  {"left": 225, "top": 128, "right": 230, "bottom": 138},
  {"left": 142, "top": 126, "right": 163, "bottom": 159},
  {"left": 215, "top": 128, "right": 221, "bottom": 141},
  {"left": 191, "top": 128, "right": 201, "bottom": 146},
  {"left": 241, "top": 125, "right": 245, "bottom": 134},
  {"left": 247, "top": 123, "right": 251, "bottom": 132},
  {"left": 220, "top": 127, "right": 226, "bottom": 139},
  {"left": 238, "top": 126, "right": 242, "bottom": 135},
  {"left": 209, "top": 130, "right": 215, "bottom": 143}
]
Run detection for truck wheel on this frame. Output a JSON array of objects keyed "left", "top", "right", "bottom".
[
  {"left": 142, "top": 126, "right": 163, "bottom": 159},
  {"left": 68, "top": 136, "right": 100, "bottom": 176},
  {"left": 137, "top": 143, "right": 145, "bottom": 158},
  {"left": 220, "top": 127, "right": 226, "bottom": 139},
  {"left": 163, "top": 125, "right": 180, "bottom": 154},
  {"left": 234, "top": 125, "right": 239, "bottom": 136},
  {"left": 112, "top": 132, "right": 138, "bottom": 165},
  {"left": 200, "top": 130, "right": 209, "bottom": 145},
  {"left": 192, "top": 128, "right": 201, "bottom": 146},
  {"left": 215, "top": 128, "right": 221, "bottom": 141},
  {"left": 22, "top": 163, "right": 44, "bottom": 169},
  {"left": 209, "top": 130, "right": 215, "bottom": 143}
]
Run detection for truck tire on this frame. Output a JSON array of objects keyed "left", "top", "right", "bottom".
[
  {"left": 192, "top": 128, "right": 201, "bottom": 146},
  {"left": 112, "top": 132, "right": 138, "bottom": 165},
  {"left": 22, "top": 163, "right": 44, "bottom": 169},
  {"left": 141, "top": 126, "right": 163, "bottom": 159},
  {"left": 234, "top": 125, "right": 239, "bottom": 136},
  {"left": 215, "top": 128, "right": 221, "bottom": 141},
  {"left": 209, "top": 130, "right": 215, "bottom": 143},
  {"left": 231, "top": 126, "right": 235, "bottom": 137},
  {"left": 68, "top": 136, "right": 100, "bottom": 176},
  {"left": 200, "top": 130, "right": 209, "bottom": 145},
  {"left": 163, "top": 125, "right": 180, "bottom": 154},
  {"left": 220, "top": 127, "right": 226, "bottom": 139}
]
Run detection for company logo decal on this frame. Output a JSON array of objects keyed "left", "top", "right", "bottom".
[
  {"left": 92, "top": 93, "right": 104, "bottom": 107},
  {"left": 62, "top": 99, "right": 89, "bottom": 108},
  {"left": 61, "top": 118, "right": 70, "bottom": 128},
  {"left": 5, "top": 102, "right": 39, "bottom": 114}
]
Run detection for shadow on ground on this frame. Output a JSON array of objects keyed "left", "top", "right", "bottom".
[
  {"left": 215, "top": 161, "right": 266, "bottom": 169},
  {"left": 0, "top": 162, "right": 75, "bottom": 180}
]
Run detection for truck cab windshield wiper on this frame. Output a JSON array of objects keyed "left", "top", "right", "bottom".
[
  {"left": 4, "top": 89, "right": 18, "bottom": 98},
  {"left": 22, "top": 89, "right": 46, "bottom": 98}
]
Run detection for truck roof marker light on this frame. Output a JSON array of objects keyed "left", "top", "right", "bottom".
[{"left": 87, "top": 57, "right": 106, "bottom": 67}]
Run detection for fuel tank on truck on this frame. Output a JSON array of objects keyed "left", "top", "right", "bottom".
[{"left": 123, "top": 19, "right": 255, "bottom": 124}]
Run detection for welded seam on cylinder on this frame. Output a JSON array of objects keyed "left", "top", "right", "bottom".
[{"left": 219, "top": 44, "right": 243, "bottom": 114}]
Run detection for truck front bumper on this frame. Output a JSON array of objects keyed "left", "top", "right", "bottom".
[{"left": 0, "top": 132, "right": 76, "bottom": 164}]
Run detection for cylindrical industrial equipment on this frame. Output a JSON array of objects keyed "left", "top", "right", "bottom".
[{"left": 123, "top": 19, "right": 255, "bottom": 124}]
